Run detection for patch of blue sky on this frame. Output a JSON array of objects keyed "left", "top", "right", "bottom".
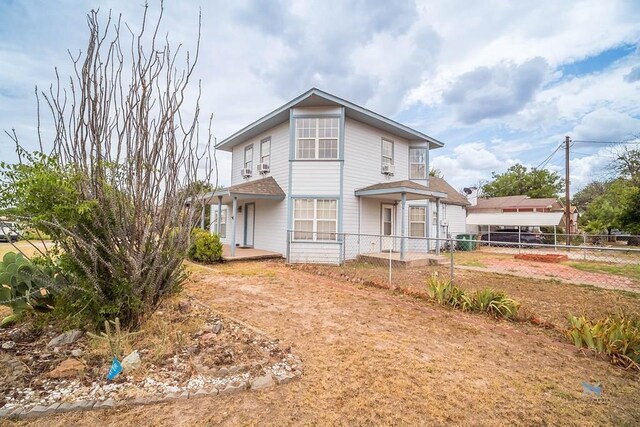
[{"left": 559, "top": 44, "right": 636, "bottom": 77}]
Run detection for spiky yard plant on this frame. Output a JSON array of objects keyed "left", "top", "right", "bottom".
[
  {"left": 1, "top": 4, "right": 214, "bottom": 329},
  {"left": 472, "top": 288, "right": 520, "bottom": 319},
  {"left": 568, "top": 314, "right": 640, "bottom": 370}
]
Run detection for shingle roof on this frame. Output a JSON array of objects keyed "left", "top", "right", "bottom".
[
  {"left": 428, "top": 176, "right": 470, "bottom": 205},
  {"left": 356, "top": 178, "right": 469, "bottom": 205},
  {"left": 228, "top": 176, "right": 285, "bottom": 197}
]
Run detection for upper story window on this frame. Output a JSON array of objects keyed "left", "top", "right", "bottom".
[
  {"left": 295, "top": 117, "right": 339, "bottom": 160},
  {"left": 244, "top": 145, "right": 253, "bottom": 171},
  {"left": 409, "top": 148, "right": 427, "bottom": 179},
  {"left": 381, "top": 138, "right": 394, "bottom": 166},
  {"left": 260, "top": 137, "right": 271, "bottom": 165}
]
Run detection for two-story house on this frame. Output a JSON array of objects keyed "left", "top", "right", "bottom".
[{"left": 206, "top": 88, "right": 468, "bottom": 264}]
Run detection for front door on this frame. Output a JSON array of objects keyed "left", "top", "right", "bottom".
[
  {"left": 244, "top": 203, "right": 255, "bottom": 247},
  {"left": 380, "top": 204, "right": 395, "bottom": 252}
]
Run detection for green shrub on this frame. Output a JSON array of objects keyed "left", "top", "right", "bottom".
[
  {"left": 424, "top": 273, "right": 519, "bottom": 319},
  {"left": 471, "top": 288, "right": 520, "bottom": 319},
  {"left": 425, "top": 273, "right": 473, "bottom": 311},
  {"left": 568, "top": 314, "right": 640, "bottom": 370},
  {"left": 188, "top": 229, "right": 223, "bottom": 263}
]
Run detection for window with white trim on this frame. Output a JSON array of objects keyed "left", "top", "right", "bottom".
[
  {"left": 409, "top": 148, "right": 427, "bottom": 179},
  {"left": 295, "top": 118, "right": 339, "bottom": 159},
  {"left": 244, "top": 145, "right": 253, "bottom": 171},
  {"left": 409, "top": 206, "right": 426, "bottom": 237},
  {"left": 293, "top": 199, "right": 337, "bottom": 240},
  {"left": 213, "top": 209, "right": 227, "bottom": 238},
  {"left": 381, "top": 138, "right": 393, "bottom": 166},
  {"left": 260, "top": 137, "right": 271, "bottom": 165}
]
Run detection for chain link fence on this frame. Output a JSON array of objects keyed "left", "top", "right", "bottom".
[{"left": 287, "top": 231, "right": 640, "bottom": 293}]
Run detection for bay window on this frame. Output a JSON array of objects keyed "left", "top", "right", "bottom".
[
  {"left": 293, "top": 199, "right": 337, "bottom": 240},
  {"left": 295, "top": 117, "right": 339, "bottom": 159},
  {"left": 409, "top": 206, "right": 426, "bottom": 237},
  {"left": 213, "top": 209, "right": 227, "bottom": 238},
  {"left": 410, "top": 148, "right": 427, "bottom": 179}
]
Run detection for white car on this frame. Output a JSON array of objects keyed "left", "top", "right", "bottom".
[{"left": 0, "top": 221, "right": 19, "bottom": 242}]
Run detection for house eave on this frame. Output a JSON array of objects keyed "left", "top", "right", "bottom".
[
  {"left": 354, "top": 187, "right": 448, "bottom": 200},
  {"left": 215, "top": 88, "right": 444, "bottom": 151}
]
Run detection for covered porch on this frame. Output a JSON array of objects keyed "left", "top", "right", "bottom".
[
  {"left": 222, "top": 244, "right": 283, "bottom": 262},
  {"left": 354, "top": 180, "right": 448, "bottom": 263},
  {"left": 198, "top": 176, "right": 287, "bottom": 257}
]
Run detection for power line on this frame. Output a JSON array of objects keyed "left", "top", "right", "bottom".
[
  {"left": 573, "top": 140, "right": 640, "bottom": 145},
  {"left": 535, "top": 144, "right": 562, "bottom": 170}
]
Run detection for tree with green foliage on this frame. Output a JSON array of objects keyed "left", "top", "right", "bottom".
[
  {"left": 571, "top": 181, "right": 608, "bottom": 211},
  {"left": 620, "top": 187, "right": 640, "bottom": 234},
  {"left": 481, "top": 164, "right": 563, "bottom": 198},
  {"left": 579, "top": 179, "right": 631, "bottom": 235}
]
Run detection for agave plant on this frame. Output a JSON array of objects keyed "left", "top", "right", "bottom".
[
  {"left": 567, "top": 314, "right": 640, "bottom": 369},
  {"left": 0, "top": 252, "right": 56, "bottom": 327},
  {"left": 472, "top": 288, "right": 520, "bottom": 319}
]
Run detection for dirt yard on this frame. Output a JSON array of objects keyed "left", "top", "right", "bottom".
[
  {"left": 9, "top": 260, "right": 640, "bottom": 426},
  {"left": 320, "top": 262, "right": 640, "bottom": 331}
]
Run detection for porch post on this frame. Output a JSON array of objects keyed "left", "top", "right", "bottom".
[
  {"left": 400, "top": 192, "right": 406, "bottom": 261},
  {"left": 209, "top": 204, "right": 215, "bottom": 234},
  {"left": 230, "top": 196, "right": 238, "bottom": 257},
  {"left": 435, "top": 198, "right": 441, "bottom": 256},
  {"left": 200, "top": 203, "right": 205, "bottom": 229},
  {"left": 217, "top": 196, "right": 223, "bottom": 234}
]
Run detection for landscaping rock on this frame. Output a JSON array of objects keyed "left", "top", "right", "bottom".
[
  {"left": 1, "top": 341, "right": 16, "bottom": 350},
  {"left": 178, "top": 301, "right": 192, "bottom": 314},
  {"left": 250, "top": 373, "right": 274, "bottom": 390},
  {"left": 47, "top": 330, "right": 83, "bottom": 347},
  {"left": 212, "top": 321, "right": 223, "bottom": 334},
  {"left": 48, "top": 358, "right": 85, "bottom": 379},
  {"left": 121, "top": 350, "right": 141, "bottom": 372},
  {"left": 71, "top": 349, "right": 84, "bottom": 358}
]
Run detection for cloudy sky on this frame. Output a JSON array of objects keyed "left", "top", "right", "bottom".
[{"left": 1, "top": 0, "right": 640, "bottom": 193}]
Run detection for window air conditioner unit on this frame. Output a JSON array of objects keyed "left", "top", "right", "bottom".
[
  {"left": 241, "top": 168, "right": 252, "bottom": 178},
  {"left": 381, "top": 164, "right": 395, "bottom": 175},
  {"left": 257, "top": 163, "right": 270, "bottom": 174}
]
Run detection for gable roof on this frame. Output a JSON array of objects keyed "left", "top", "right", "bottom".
[
  {"left": 354, "top": 177, "right": 469, "bottom": 205},
  {"left": 216, "top": 88, "right": 444, "bottom": 151},
  {"left": 428, "top": 176, "right": 470, "bottom": 206}
]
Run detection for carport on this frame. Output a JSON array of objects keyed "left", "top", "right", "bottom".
[{"left": 466, "top": 211, "right": 565, "bottom": 244}]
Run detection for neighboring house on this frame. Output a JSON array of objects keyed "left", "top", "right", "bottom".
[
  {"left": 466, "top": 195, "right": 578, "bottom": 234},
  {"left": 205, "top": 88, "right": 468, "bottom": 263}
]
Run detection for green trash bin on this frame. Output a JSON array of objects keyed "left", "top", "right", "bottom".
[{"left": 456, "top": 234, "right": 478, "bottom": 251}]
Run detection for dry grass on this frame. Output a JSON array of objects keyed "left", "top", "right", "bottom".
[
  {"left": 85, "top": 295, "right": 205, "bottom": 370},
  {"left": 15, "top": 260, "right": 640, "bottom": 426},
  {"left": 0, "top": 241, "right": 52, "bottom": 259}
]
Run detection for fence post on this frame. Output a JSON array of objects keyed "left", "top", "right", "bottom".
[
  {"left": 388, "top": 244, "right": 392, "bottom": 288},
  {"left": 449, "top": 236, "right": 454, "bottom": 283},
  {"left": 341, "top": 234, "right": 346, "bottom": 266}
]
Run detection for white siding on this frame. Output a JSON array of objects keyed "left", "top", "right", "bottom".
[
  {"left": 445, "top": 204, "right": 467, "bottom": 238},
  {"left": 253, "top": 199, "right": 287, "bottom": 254},
  {"left": 343, "top": 118, "right": 413, "bottom": 235},
  {"left": 289, "top": 242, "right": 342, "bottom": 264},
  {"left": 291, "top": 162, "right": 341, "bottom": 195},
  {"left": 292, "top": 106, "right": 341, "bottom": 116},
  {"left": 230, "top": 122, "right": 289, "bottom": 188}
]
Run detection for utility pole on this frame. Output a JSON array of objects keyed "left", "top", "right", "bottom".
[{"left": 565, "top": 135, "right": 571, "bottom": 246}]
